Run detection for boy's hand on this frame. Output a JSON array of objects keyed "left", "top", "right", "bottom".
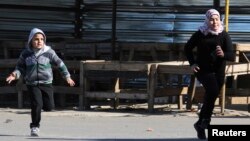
[
  {"left": 6, "top": 73, "right": 16, "bottom": 84},
  {"left": 66, "top": 78, "right": 75, "bottom": 87}
]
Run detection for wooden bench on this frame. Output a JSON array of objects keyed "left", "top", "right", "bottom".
[
  {"left": 223, "top": 43, "right": 250, "bottom": 112},
  {"left": 80, "top": 60, "right": 156, "bottom": 112}
]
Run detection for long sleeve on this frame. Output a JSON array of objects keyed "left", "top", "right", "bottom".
[
  {"left": 184, "top": 31, "right": 199, "bottom": 66},
  {"left": 50, "top": 49, "right": 71, "bottom": 79},
  {"left": 222, "top": 32, "right": 235, "bottom": 62},
  {"left": 13, "top": 51, "right": 26, "bottom": 79}
]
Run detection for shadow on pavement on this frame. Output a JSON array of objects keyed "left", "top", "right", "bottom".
[
  {"left": 26, "top": 137, "right": 198, "bottom": 141},
  {"left": 0, "top": 134, "right": 198, "bottom": 141}
]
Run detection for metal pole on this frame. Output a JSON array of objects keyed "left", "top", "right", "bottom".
[
  {"left": 225, "top": 0, "right": 230, "bottom": 32},
  {"left": 220, "top": 0, "right": 230, "bottom": 114},
  {"left": 74, "top": 0, "right": 83, "bottom": 38},
  {"left": 111, "top": 0, "right": 117, "bottom": 60}
]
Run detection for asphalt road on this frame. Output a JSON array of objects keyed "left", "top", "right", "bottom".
[{"left": 0, "top": 107, "right": 249, "bottom": 141}]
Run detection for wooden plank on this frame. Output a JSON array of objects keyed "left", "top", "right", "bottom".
[
  {"left": 148, "top": 64, "right": 156, "bottom": 112},
  {"left": 82, "top": 61, "right": 149, "bottom": 71},
  {"left": 0, "top": 59, "right": 79, "bottom": 69},
  {"left": 226, "top": 88, "right": 250, "bottom": 96},
  {"left": 220, "top": 77, "right": 226, "bottom": 113},
  {"left": 235, "top": 43, "right": 250, "bottom": 52},
  {"left": 85, "top": 92, "right": 148, "bottom": 99},
  {"left": 119, "top": 89, "right": 147, "bottom": 93},
  {"left": 155, "top": 61, "right": 250, "bottom": 76},
  {"left": 63, "top": 60, "right": 80, "bottom": 69},
  {"left": 54, "top": 86, "right": 81, "bottom": 94},
  {"left": 119, "top": 93, "right": 147, "bottom": 99},
  {"left": 114, "top": 78, "right": 120, "bottom": 109},
  {"left": 157, "top": 62, "right": 192, "bottom": 74},
  {"left": 0, "top": 59, "right": 17, "bottom": 67},
  {"left": 155, "top": 87, "right": 188, "bottom": 97},
  {"left": 186, "top": 76, "right": 197, "bottom": 110},
  {"left": 79, "top": 59, "right": 84, "bottom": 110},
  {"left": 225, "top": 63, "right": 250, "bottom": 76},
  {"left": 119, "top": 42, "right": 172, "bottom": 51},
  {"left": 0, "top": 86, "right": 17, "bottom": 94}
]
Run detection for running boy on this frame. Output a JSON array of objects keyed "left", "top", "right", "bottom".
[{"left": 6, "top": 28, "right": 75, "bottom": 136}]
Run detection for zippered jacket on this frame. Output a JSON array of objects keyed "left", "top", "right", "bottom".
[{"left": 13, "top": 28, "right": 71, "bottom": 85}]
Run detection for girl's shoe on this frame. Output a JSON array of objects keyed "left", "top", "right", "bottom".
[{"left": 194, "top": 122, "right": 206, "bottom": 139}]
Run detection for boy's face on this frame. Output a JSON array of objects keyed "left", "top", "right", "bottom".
[{"left": 31, "top": 33, "right": 45, "bottom": 49}]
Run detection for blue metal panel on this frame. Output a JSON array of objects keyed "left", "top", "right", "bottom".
[
  {"left": 0, "top": 0, "right": 250, "bottom": 43},
  {"left": 0, "top": 1, "right": 75, "bottom": 40},
  {"left": 0, "top": 0, "right": 74, "bottom": 7}
]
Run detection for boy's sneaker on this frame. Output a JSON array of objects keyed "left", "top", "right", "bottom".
[{"left": 30, "top": 127, "right": 39, "bottom": 137}]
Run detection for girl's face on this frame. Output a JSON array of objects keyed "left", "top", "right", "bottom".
[
  {"left": 31, "top": 33, "right": 44, "bottom": 49},
  {"left": 208, "top": 14, "right": 220, "bottom": 31}
]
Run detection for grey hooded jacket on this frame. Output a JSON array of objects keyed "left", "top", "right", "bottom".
[{"left": 13, "top": 28, "right": 71, "bottom": 85}]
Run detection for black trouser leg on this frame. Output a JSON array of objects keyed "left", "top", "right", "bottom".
[
  {"left": 28, "top": 85, "right": 54, "bottom": 128},
  {"left": 41, "top": 85, "right": 54, "bottom": 111},
  {"left": 28, "top": 85, "right": 43, "bottom": 128},
  {"left": 196, "top": 73, "right": 224, "bottom": 124},
  {"left": 193, "top": 73, "right": 224, "bottom": 140}
]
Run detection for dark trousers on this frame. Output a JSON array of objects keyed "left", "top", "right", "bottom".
[
  {"left": 196, "top": 72, "right": 225, "bottom": 121},
  {"left": 27, "top": 84, "right": 54, "bottom": 128}
]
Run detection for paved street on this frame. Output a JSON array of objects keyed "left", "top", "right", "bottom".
[{"left": 0, "top": 105, "right": 249, "bottom": 141}]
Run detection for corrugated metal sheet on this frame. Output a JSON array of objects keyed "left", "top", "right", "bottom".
[
  {"left": 0, "top": 0, "right": 74, "bottom": 8},
  {"left": 0, "top": 0, "right": 250, "bottom": 43},
  {"left": 82, "top": 0, "right": 250, "bottom": 43},
  {"left": 0, "top": 0, "right": 75, "bottom": 40}
]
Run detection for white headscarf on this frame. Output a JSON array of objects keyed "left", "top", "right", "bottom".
[{"left": 199, "top": 9, "right": 224, "bottom": 36}]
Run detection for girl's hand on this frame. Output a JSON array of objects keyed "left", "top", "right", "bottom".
[
  {"left": 66, "top": 78, "right": 75, "bottom": 87},
  {"left": 216, "top": 45, "right": 224, "bottom": 58},
  {"left": 191, "top": 64, "right": 200, "bottom": 73},
  {"left": 6, "top": 73, "right": 16, "bottom": 84}
]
